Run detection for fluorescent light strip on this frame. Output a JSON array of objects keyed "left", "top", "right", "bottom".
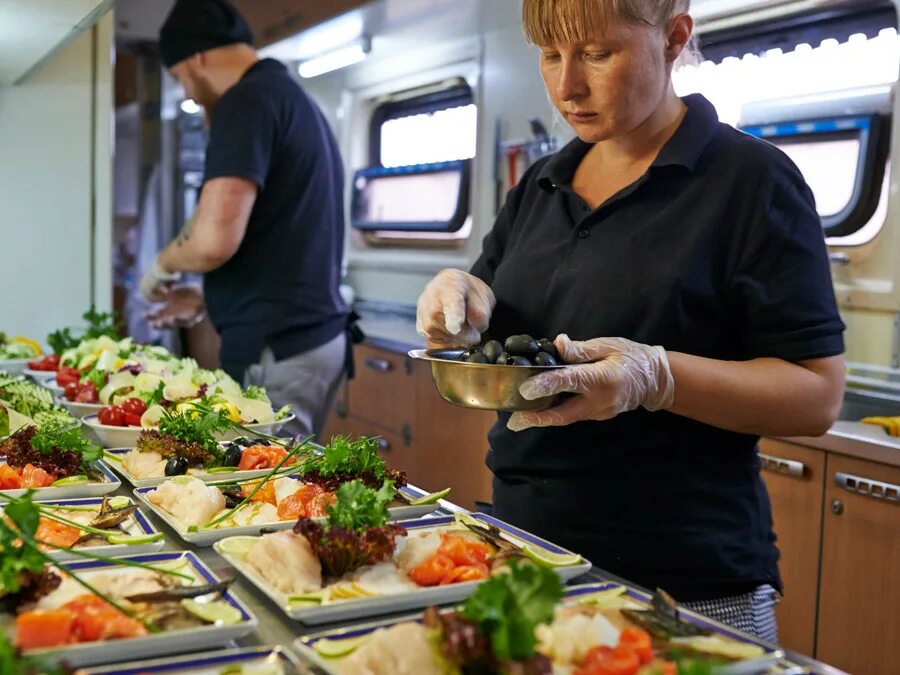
[{"left": 298, "top": 41, "right": 369, "bottom": 78}]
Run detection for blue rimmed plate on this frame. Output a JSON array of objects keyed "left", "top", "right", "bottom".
[
  {"left": 296, "top": 581, "right": 788, "bottom": 674},
  {"left": 0, "top": 459, "right": 120, "bottom": 499},
  {"left": 20, "top": 551, "right": 258, "bottom": 667},
  {"left": 78, "top": 645, "right": 300, "bottom": 674},
  {"left": 216, "top": 512, "right": 592, "bottom": 624},
  {"left": 5, "top": 495, "right": 164, "bottom": 562},
  {"left": 133, "top": 482, "right": 442, "bottom": 546}
]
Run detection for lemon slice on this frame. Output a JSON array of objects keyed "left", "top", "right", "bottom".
[
  {"left": 313, "top": 634, "right": 371, "bottom": 658},
  {"left": 107, "top": 496, "right": 131, "bottom": 510},
  {"left": 51, "top": 475, "right": 89, "bottom": 487},
  {"left": 408, "top": 487, "right": 451, "bottom": 505},
  {"left": 521, "top": 544, "right": 582, "bottom": 568},
  {"left": 181, "top": 598, "right": 243, "bottom": 625},
  {"left": 107, "top": 532, "right": 164, "bottom": 545},
  {"left": 215, "top": 535, "right": 260, "bottom": 558},
  {"left": 11, "top": 337, "right": 41, "bottom": 356}
]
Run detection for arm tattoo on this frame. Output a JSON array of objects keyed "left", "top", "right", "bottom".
[{"left": 175, "top": 214, "right": 198, "bottom": 248}]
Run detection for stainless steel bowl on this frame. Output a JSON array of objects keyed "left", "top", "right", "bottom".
[{"left": 409, "top": 348, "right": 564, "bottom": 412}]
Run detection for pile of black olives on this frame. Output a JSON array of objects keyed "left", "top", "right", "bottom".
[{"left": 458, "top": 335, "right": 564, "bottom": 367}]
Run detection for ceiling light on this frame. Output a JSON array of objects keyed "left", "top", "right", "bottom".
[
  {"left": 297, "top": 37, "right": 370, "bottom": 78},
  {"left": 180, "top": 99, "right": 202, "bottom": 114}
]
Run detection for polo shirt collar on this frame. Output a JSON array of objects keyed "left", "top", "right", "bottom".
[{"left": 537, "top": 93, "right": 720, "bottom": 192}]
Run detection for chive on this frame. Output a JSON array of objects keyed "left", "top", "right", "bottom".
[
  {"left": 202, "top": 435, "right": 313, "bottom": 529},
  {"left": 37, "top": 508, "right": 128, "bottom": 539},
  {"left": 103, "top": 450, "right": 123, "bottom": 462},
  {"left": 35, "top": 535, "right": 195, "bottom": 580},
  {"left": 205, "top": 466, "right": 237, "bottom": 474}
]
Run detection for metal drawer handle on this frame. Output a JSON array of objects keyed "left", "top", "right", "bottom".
[
  {"left": 759, "top": 453, "right": 805, "bottom": 478},
  {"left": 835, "top": 472, "right": 900, "bottom": 503},
  {"left": 364, "top": 357, "right": 392, "bottom": 373},
  {"left": 828, "top": 252, "right": 850, "bottom": 265},
  {"left": 375, "top": 438, "right": 390, "bottom": 451}
]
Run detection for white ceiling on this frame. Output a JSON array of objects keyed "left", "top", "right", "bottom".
[
  {"left": 114, "top": 0, "right": 174, "bottom": 42},
  {"left": 0, "top": 0, "right": 115, "bottom": 85}
]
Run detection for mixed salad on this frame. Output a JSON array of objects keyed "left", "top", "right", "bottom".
[
  {"left": 0, "top": 418, "right": 102, "bottom": 489},
  {"left": 27, "top": 307, "right": 121, "bottom": 372},
  {"left": 0, "top": 372, "right": 74, "bottom": 435},
  {"left": 0, "top": 334, "right": 42, "bottom": 362}
]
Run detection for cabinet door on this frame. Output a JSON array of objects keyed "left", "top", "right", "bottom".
[
  {"left": 414, "top": 361, "right": 495, "bottom": 511},
  {"left": 817, "top": 454, "right": 900, "bottom": 675},
  {"left": 347, "top": 345, "right": 416, "bottom": 432},
  {"left": 758, "top": 439, "right": 825, "bottom": 656},
  {"left": 318, "top": 413, "right": 417, "bottom": 480}
]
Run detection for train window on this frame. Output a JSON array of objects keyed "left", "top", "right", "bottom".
[
  {"left": 674, "top": 26, "right": 898, "bottom": 243},
  {"left": 356, "top": 81, "right": 476, "bottom": 245}
]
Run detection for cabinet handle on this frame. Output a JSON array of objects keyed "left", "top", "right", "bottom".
[
  {"left": 759, "top": 453, "right": 805, "bottom": 478},
  {"left": 835, "top": 472, "right": 900, "bottom": 503},
  {"left": 375, "top": 438, "right": 390, "bottom": 451},
  {"left": 364, "top": 357, "right": 392, "bottom": 373}
]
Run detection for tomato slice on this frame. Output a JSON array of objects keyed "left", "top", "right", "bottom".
[
  {"left": 409, "top": 554, "right": 456, "bottom": 587},
  {"left": 619, "top": 628, "right": 653, "bottom": 665},
  {"left": 438, "top": 533, "right": 492, "bottom": 566},
  {"left": 575, "top": 646, "right": 641, "bottom": 675}
]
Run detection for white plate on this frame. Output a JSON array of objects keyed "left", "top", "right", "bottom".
[
  {"left": 295, "top": 581, "right": 786, "bottom": 674},
  {"left": 83, "top": 413, "right": 296, "bottom": 448},
  {"left": 20, "top": 551, "right": 258, "bottom": 667},
  {"left": 103, "top": 445, "right": 303, "bottom": 488},
  {"left": 24, "top": 367, "right": 57, "bottom": 382},
  {"left": 0, "top": 357, "right": 31, "bottom": 375},
  {"left": 57, "top": 395, "right": 104, "bottom": 418},
  {"left": 80, "top": 646, "right": 300, "bottom": 674},
  {"left": 42, "top": 375, "right": 64, "bottom": 395},
  {"left": 217, "top": 512, "right": 592, "bottom": 625},
  {"left": 134, "top": 483, "right": 442, "bottom": 547},
  {"left": 3, "top": 495, "right": 163, "bottom": 562},
  {"left": 0, "top": 459, "right": 120, "bottom": 499}
]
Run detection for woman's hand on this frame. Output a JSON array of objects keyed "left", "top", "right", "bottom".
[
  {"left": 416, "top": 269, "right": 496, "bottom": 347},
  {"left": 507, "top": 335, "right": 674, "bottom": 432}
]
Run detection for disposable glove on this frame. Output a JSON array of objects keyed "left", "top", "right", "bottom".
[
  {"left": 139, "top": 255, "right": 181, "bottom": 303},
  {"left": 507, "top": 334, "right": 674, "bottom": 432},
  {"left": 416, "top": 269, "right": 495, "bottom": 347}
]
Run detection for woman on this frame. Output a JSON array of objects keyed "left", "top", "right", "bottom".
[{"left": 416, "top": 0, "right": 845, "bottom": 642}]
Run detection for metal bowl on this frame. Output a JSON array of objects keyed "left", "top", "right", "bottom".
[{"left": 409, "top": 349, "right": 564, "bottom": 412}]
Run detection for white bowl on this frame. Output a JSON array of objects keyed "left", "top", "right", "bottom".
[
  {"left": 42, "top": 376, "right": 64, "bottom": 395},
  {"left": 83, "top": 413, "right": 296, "bottom": 448},
  {"left": 24, "top": 367, "right": 56, "bottom": 382},
  {"left": 57, "top": 396, "right": 103, "bottom": 419},
  {"left": 0, "top": 358, "right": 31, "bottom": 376}
]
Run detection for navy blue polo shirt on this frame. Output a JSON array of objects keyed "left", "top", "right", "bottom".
[
  {"left": 470, "top": 94, "right": 845, "bottom": 601},
  {"left": 203, "top": 58, "right": 348, "bottom": 374}
]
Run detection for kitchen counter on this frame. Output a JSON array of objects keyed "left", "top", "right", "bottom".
[
  {"left": 354, "top": 303, "right": 424, "bottom": 354},
  {"left": 779, "top": 420, "right": 900, "bottom": 468}
]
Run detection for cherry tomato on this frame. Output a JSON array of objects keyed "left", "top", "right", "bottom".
[
  {"left": 120, "top": 398, "right": 147, "bottom": 416},
  {"left": 98, "top": 406, "right": 124, "bottom": 427},
  {"left": 409, "top": 554, "right": 456, "bottom": 587},
  {"left": 28, "top": 355, "right": 60, "bottom": 371},
  {"left": 56, "top": 366, "right": 80, "bottom": 387},
  {"left": 619, "top": 628, "right": 653, "bottom": 665},
  {"left": 64, "top": 382, "right": 80, "bottom": 402},
  {"left": 575, "top": 646, "right": 641, "bottom": 675},
  {"left": 123, "top": 412, "right": 143, "bottom": 427},
  {"left": 73, "top": 382, "right": 98, "bottom": 403}
]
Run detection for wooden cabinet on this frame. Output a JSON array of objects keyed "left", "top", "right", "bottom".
[
  {"left": 321, "top": 343, "right": 495, "bottom": 510},
  {"left": 758, "top": 439, "right": 826, "bottom": 656},
  {"left": 816, "top": 454, "right": 900, "bottom": 675}
]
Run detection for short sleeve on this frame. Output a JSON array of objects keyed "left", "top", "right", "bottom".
[
  {"left": 204, "top": 91, "right": 277, "bottom": 189},
  {"left": 732, "top": 158, "right": 845, "bottom": 361}
]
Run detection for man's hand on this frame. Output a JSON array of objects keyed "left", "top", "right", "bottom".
[
  {"left": 139, "top": 256, "right": 182, "bottom": 302},
  {"left": 507, "top": 334, "right": 675, "bottom": 432},
  {"left": 145, "top": 285, "right": 205, "bottom": 330},
  {"left": 416, "top": 269, "right": 496, "bottom": 347}
]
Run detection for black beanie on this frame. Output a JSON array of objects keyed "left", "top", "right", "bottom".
[{"left": 159, "top": 0, "right": 254, "bottom": 68}]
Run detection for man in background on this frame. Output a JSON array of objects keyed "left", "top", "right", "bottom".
[{"left": 141, "top": 0, "right": 350, "bottom": 438}]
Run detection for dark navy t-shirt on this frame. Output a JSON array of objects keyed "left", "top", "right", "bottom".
[
  {"left": 470, "top": 94, "right": 845, "bottom": 601},
  {"left": 203, "top": 58, "right": 348, "bottom": 370}
]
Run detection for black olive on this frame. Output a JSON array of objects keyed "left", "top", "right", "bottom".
[
  {"left": 534, "top": 351, "right": 558, "bottom": 367},
  {"left": 164, "top": 456, "right": 189, "bottom": 476},
  {"left": 504, "top": 335, "right": 539, "bottom": 357},
  {"left": 509, "top": 356, "right": 533, "bottom": 366},
  {"left": 537, "top": 338, "right": 559, "bottom": 359},
  {"left": 237, "top": 436, "right": 256, "bottom": 448},
  {"left": 465, "top": 352, "right": 490, "bottom": 364},
  {"left": 222, "top": 488, "right": 244, "bottom": 509},
  {"left": 222, "top": 444, "right": 243, "bottom": 467},
  {"left": 495, "top": 351, "right": 512, "bottom": 365},
  {"left": 482, "top": 340, "right": 503, "bottom": 362}
]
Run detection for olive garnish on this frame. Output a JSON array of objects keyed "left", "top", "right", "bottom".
[
  {"left": 222, "top": 443, "right": 243, "bottom": 467},
  {"left": 164, "top": 455, "right": 189, "bottom": 476}
]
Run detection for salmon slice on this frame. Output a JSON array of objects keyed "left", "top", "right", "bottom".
[
  {"left": 21, "top": 463, "right": 57, "bottom": 488},
  {"left": 15, "top": 608, "right": 77, "bottom": 649},
  {"left": 35, "top": 516, "right": 83, "bottom": 549}
]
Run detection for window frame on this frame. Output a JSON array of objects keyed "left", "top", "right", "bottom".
[{"left": 740, "top": 114, "right": 891, "bottom": 238}]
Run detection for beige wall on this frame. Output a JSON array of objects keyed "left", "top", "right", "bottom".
[{"left": 0, "top": 14, "right": 113, "bottom": 345}]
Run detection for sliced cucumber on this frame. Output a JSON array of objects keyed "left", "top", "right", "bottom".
[
  {"left": 106, "top": 532, "right": 164, "bottom": 545},
  {"left": 408, "top": 487, "right": 451, "bottom": 505},
  {"left": 50, "top": 475, "right": 89, "bottom": 487}
]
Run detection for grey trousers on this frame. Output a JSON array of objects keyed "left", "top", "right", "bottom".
[{"left": 245, "top": 332, "right": 346, "bottom": 441}]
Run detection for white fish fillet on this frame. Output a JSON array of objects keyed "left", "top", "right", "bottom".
[
  {"left": 147, "top": 477, "right": 225, "bottom": 528},
  {"left": 393, "top": 530, "right": 441, "bottom": 572},
  {"left": 245, "top": 531, "right": 322, "bottom": 595},
  {"left": 340, "top": 623, "right": 445, "bottom": 675},
  {"left": 536, "top": 610, "right": 621, "bottom": 664},
  {"left": 352, "top": 561, "right": 420, "bottom": 596},
  {"left": 121, "top": 448, "right": 167, "bottom": 479}
]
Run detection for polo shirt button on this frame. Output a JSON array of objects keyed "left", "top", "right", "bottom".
[{"left": 577, "top": 228, "right": 590, "bottom": 239}]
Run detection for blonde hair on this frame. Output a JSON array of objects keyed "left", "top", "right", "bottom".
[{"left": 523, "top": 0, "right": 690, "bottom": 44}]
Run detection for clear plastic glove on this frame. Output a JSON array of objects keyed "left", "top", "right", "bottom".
[
  {"left": 139, "top": 255, "right": 181, "bottom": 302},
  {"left": 416, "top": 269, "right": 496, "bottom": 347},
  {"left": 145, "top": 285, "right": 205, "bottom": 330},
  {"left": 507, "top": 334, "right": 675, "bottom": 432}
]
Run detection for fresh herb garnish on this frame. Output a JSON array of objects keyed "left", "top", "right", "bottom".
[
  {"left": 0, "top": 494, "right": 45, "bottom": 595},
  {"left": 243, "top": 385, "right": 270, "bottom": 403},
  {"left": 460, "top": 559, "right": 562, "bottom": 662},
  {"left": 47, "top": 306, "right": 122, "bottom": 355},
  {"left": 30, "top": 418, "right": 102, "bottom": 468},
  {"left": 325, "top": 479, "right": 395, "bottom": 533},
  {"left": 0, "top": 630, "right": 69, "bottom": 674},
  {"left": 46, "top": 327, "right": 77, "bottom": 357},
  {"left": 157, "top": 403, "right": 231, "bottom": 458},
  {"left": 141, "top": 381, "right": 166, "bottom": 407}
]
